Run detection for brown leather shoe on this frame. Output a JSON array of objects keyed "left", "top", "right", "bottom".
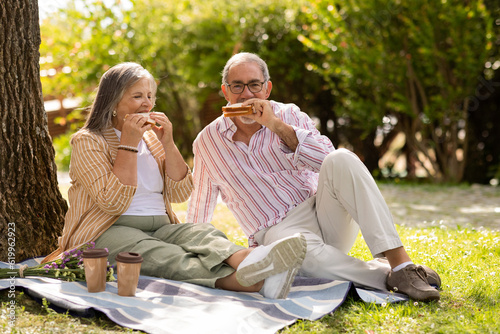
[
  {"left": 386, "top": 264, "right": 440, "bottom": 301},
  {"left": 421, "top": 265, "right": 441, "bottom": 289},
  {"left": 376, "top": 258, "right": 442, "bottom": 289}
]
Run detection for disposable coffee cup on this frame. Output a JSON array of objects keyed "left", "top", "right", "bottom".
[
  {"left": 116, "top": 252, "right": 143, "bottom": 297},
  {"left": 82, "top": 248, "right": 109, "bottom": 293}
]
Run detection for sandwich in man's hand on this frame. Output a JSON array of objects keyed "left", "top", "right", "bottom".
[{"left": 222, "top": 103, "right": 254, "bottom": 117}]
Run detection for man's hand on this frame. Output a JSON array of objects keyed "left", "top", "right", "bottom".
[
  {"left": 242, "top": 99, "right": 299, "bottom": 151},
  {"left": 242, "top": 98, "right": 278, "bottom": 130}
]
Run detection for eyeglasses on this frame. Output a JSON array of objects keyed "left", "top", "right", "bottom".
[{"left": 227, "top": 81, "right": 265, "bottom": 94}]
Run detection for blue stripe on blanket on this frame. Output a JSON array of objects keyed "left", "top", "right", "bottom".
[{"left": 1, "top": 259, "right": 407, "bottom": 334}]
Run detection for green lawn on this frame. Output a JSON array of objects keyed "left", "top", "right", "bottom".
[{"left": 2, "top": 186, "right": 500, "bottom": 333}]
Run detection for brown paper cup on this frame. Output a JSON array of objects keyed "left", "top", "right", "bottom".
[
  {"left": 116, "top": 252, "right": 143, "bottom": 297},
  {"left": 82, "top": 248, "right": 109, "bottom": 293}
]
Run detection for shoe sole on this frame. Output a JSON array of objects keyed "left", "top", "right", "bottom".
[
  {"left": 236, "top": 234, "right": 307, "bottom": 287},
  {"left": 420, "top": 294, "right": 440, "bottom": 302},
  {"left": 275, "top": 266, "right": 300, "bottom": 299},
  {"left": 386, "top": 284, "right": 441, "bottom": 302}
]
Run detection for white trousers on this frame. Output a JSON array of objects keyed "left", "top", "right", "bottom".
[{"left": 254, "top": 149, "right": 403, "bottom": 291}]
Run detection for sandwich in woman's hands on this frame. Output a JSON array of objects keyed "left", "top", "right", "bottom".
[
  {"left": 143, "top": 114, "right": 156, "bottom": 126},
  {"left": 124, "top": 113, "right": 156, "bottom": 126},
  {"left": 222, "top": 103, "right": 254, "bottom": 117}
]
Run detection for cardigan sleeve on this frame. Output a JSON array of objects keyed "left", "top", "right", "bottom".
[
  {"left": 164, "top": 164, "right": 194, "bottom": 203},
  {"left": 70, "top": 131, "right": 137, "bottom": 215}
]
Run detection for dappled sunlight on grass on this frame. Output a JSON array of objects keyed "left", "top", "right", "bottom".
[
  {"left": 172, "top": 202, "right": 248, "bottom": 247},
  {"left": 285, "top": 226, "right": 500, "bottom": 333},
  {"left": 460, "top": 205, "right": 500, "bottom": 214}
]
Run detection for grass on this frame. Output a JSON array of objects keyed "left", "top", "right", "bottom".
[
  {"left": 2, "top": 185, "right": 500, "bottom": 333},
  {"left": 282, "top": 225, "right": 500, "bottom": 333}
]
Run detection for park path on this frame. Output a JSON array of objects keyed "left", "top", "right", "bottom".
[
  {"left": 57, "top": 172, "right": 500, "bottom": 231},
  {"left": 379, "top": 183, "right": 500, "bottom": 231}
]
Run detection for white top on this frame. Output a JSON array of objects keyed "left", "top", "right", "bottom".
[{"left": 114, "top": 129, "right": 166, "bottom": 216}]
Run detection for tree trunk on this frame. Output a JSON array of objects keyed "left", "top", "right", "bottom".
[{"left": 0, "top": 0, "right": 68, "bottom": 262}]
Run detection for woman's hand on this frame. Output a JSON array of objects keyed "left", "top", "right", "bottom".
[
  {"left": 149, "top": 112, "right": 175, "bottom": 149},
  {"left": 120, "top": 113, "right": 151, "bottom": 146},
  {"left": 148, "top": 112, "right": 188, "bottom": 181},
  {"left": 113, "top": 113, "right": 151, "bottom": 186}
]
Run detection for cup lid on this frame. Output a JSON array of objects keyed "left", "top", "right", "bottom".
[
  {"left": 82, "top": 248, "right": 109, "bottom": 258},
  {"left": 116, "top": 252, "right": 143, "bottom": 263}
]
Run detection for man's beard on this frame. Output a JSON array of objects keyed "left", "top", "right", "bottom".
[{"left": 238, "top": 116, "right": 256, "bottom": 125}]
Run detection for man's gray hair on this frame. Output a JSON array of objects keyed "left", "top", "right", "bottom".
[
  {"left": 222, "top": 52, "right": 270, "bottom": 85},
  {"left": 84, "top": 62, "right": 157, "bottom": 132}
]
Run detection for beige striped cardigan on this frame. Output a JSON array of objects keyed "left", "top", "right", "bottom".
[{"left": 43, "top": 127, "right": 193, "bottom": 263}]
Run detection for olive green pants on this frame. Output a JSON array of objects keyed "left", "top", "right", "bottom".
[{"left": 95, "top": 215, "right": 244, "bottom": 288}]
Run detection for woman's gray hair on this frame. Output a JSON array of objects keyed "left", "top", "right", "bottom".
[
  {"left": 221, "top": 52, "right": 270, "bottom": 86},
  {"left": 83, "top": 62, "right": 157, "bottom": 132}
]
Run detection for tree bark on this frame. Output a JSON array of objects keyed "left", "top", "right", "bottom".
[{"left": 0, "top": 0, "right": 68, "bottom": 262}]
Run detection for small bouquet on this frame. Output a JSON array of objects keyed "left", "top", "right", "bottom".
[{"left": 0, "top": 242, "right": 115, "bottom": 282}]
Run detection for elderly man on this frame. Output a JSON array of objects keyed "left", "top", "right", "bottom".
[{"left": 187, "top": 52, "right": 440, "bottom": 301}]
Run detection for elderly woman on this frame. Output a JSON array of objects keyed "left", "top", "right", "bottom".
[{"left": 43, "top": 62, "right": 306, "bottom": 299}]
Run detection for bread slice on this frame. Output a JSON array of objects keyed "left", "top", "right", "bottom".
[
  {"left": 140, "top": 113, "right": 156, "bottom": 126},
  {"left": 144, "top": 116, "right": 156, "bottom": 126},
  {"left": 222, "top": 103, "right": 253, "bottom": 117}
]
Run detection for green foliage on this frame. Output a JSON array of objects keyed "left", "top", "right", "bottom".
[
  {"left": 299, "top": 0, "right": 495, "bottom": 182},
  {"left": 41, "top": 0, "right": 498, "bottom": 182},
  {"left": 52, "top": 132, "right": 72, "bottom": 172},
  {"left": 40, "top": 1, "right": 132, "bottom": 104},
  {"left": 41, "top": 0, "right": 321, "bottom": 162}
]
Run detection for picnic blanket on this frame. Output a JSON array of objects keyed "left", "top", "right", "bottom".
[{"left": 1, "top": 258, "right": 407, "bottom": 334}]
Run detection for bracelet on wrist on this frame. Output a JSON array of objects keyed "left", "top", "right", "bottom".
[{"left": 118, "top": 145, "right": 138, "bottom": 153}]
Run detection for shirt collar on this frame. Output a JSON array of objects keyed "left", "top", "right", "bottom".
[{"left": 218, "top": 115, "right": 237, "bottom": 134}]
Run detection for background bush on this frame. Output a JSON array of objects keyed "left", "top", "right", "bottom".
[{"left": 42, "top": 0, "right": 499, "bottom": 183}]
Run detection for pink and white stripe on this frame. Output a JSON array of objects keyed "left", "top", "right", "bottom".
[{"left": 187, "top": 100, "right": 335, "bottom": 244}]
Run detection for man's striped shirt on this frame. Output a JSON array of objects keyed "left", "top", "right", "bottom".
[{"left": 187, "top": 101, "right": 335, "bottom": 245}]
